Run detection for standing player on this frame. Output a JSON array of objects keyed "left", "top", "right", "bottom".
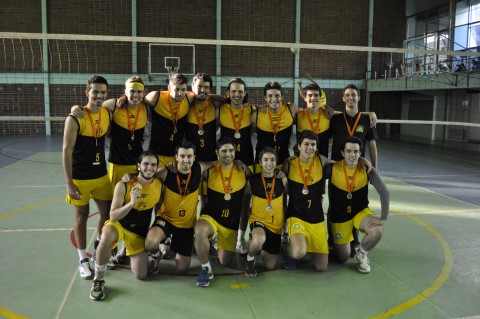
[
  {"left": 245, "top": 147, "right": 288, "bottom": 276},
  {"left": 194, "top": 136, "right": 250, "bottom": 287},
  {"left": 89, "top": 151, "right": 162, "bottom": 300},
  {"left": 327, "top": 136, "right": 389, "bottom": 273},
  {"left": 62, "top": 75, "right": 113, "bottom": 279}
]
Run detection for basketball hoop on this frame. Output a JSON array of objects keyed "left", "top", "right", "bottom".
[
  {"left": 165, "top": 57, "right": 180, "bottom": 75},
  {"left": 166, "top": 66, "right": 180, "bottom": 75}
]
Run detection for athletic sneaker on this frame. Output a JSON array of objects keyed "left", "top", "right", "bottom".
[
  {"left": 209, "top": 233, "right": 218, "bottom": 256},
  {"left": 236, "top": 238, "right": 248, "bottom": 255},
  {"left": 110, "top": 244, "right": 128, "bottom": 265},
  {"left": 354, "top": 250, "right": 371, "bottom": 274},
  {"left": 90, "top": 279, "right": 105, "bottom": 301},
  {"left": 196, "top": 267, "right": 214, "bottom": 287},
  {"left": 147, "top": 252, "right": 162, "bottom": 275},
  {"left": 245, "top": 260, "right": 257, "bottom": 277},
  {"left": 161, "top": 236, "right": 172, "bottom": 260},
  {"left": 79, "top": 258, "right": 93, "bottom": 279},
  {"left": 106, "top": 246, "right": 118, "bottom": 270}
]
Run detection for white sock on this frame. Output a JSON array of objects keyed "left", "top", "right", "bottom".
[
  {"left": 201, "top": 261, "right": 211, "bottom": 270},
  {"left": 246, "top": 255, "right": 255, "bottom": 262},
  {"left": 237, "top": 230, "right": 245, "bottom": 242},
  {"left": 359, "top": 245, "right": 368, "bottom": 255},
  {"left": 78, "top": 249, "right": 87, "bottom": 261},
  {"left": 94, "top": 264, "right": 108, "bottom": 280}
]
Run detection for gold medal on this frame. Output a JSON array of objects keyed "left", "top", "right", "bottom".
[
  {"left": 131, "top": 133, "right": 135, "bottom": 141},
  {"left": 198, "top": 128, "right": 204, "bottom": 135},
  {"left": 266, "top": 205, "right": 273, "bottom": 212},
  {"left": 302, "top": 188, "right": 309, "bottom": 195},
  {"left": 234, "top": 132, "right": 241, "bottom": 139},
  {"left": 347, "top": 192, "right": 352, "bottom": 199},
  {"left": 174, "top": 128, "right": 178, "bottom": 134},
  {"left": 224, "top": 193, "right": 231, "bottom": 201}
]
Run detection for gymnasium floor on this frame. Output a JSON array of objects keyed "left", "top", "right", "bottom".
[{"left": 0, "top": 135, "right": 479, "bottom": 319}]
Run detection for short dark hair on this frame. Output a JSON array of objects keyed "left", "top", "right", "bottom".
[
  {"left": 257, "top": 146, "right": 278, "bottom": 164},
  {"left": 343, "top": 84, "right": 359, "bottom": 95},
  {"left": 263, "top": 81, "right": 283, "bottom": 96},
  {"left": 341, "top": 136, "right": 363, "bottom": 151},
  {"left": 87, "top": 75, "right": 108, "bottom": 90},
  {"left": 175, "top": 139, "right": 196, "bottom": 155},
  {"left": 169, "top": 73, "right": 188, "bottom": 86},
  {"left": 226, "top": 77, "right": 248, "bottom": 103},
  {"left": 192, "top": 72, "right": 213, "bottom": 89},
  {"left": 302, "top": 83, "right": 321, "bottom": 97},
  {"left": 297, "top": 130, "right": 318, "bottom": 146},
  {"left": 216, "top": 136, "right": 235, "bottom": 151}
]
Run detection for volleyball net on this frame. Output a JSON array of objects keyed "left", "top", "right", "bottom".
[{"left": 0, "top": 32, "right": 479, "bottom": 143}]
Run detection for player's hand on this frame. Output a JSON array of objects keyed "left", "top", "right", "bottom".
[
  {"left": 324, "top": 105, "right": 335, "bottom": 119},
  {"left": 70, "top": 105, "right": 84, "bottom": 118},
  {"left": 274, "top": 169, "right": 286, "bottom": 179},
  {"left": 368, "top": 112, "right": 378, "bottom": 128},
  {"left": 366, "top": 217, "right": 384, "bottom": 229},
  {"left": 359, "top": 157, "right": 372, "bottom": 173},
  {"left": 116, "top": 95, "right": 128, "bottom": 109},
  {"left": 130, "top": 183, "right": 142, "bottom": 205},
  {"left": 122, "top": 173, "right": 134, "bottom": 183},
  {"left": 67, "top": 182, "right": 82, "bottom": 200},
  {"left": 166, "top": 161, "right": 177, "bottom": 173}
]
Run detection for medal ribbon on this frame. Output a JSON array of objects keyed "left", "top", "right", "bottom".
[
  {"left": 217, "top": 162, "right": 234, "bottom": 196},
  {"left": 86, "top": 108, "right": 102, "bottom": 146},
  {"left": 228, "top": 105, "right": 245, "bottom": 134},
  {"left": 193, "top": 103, "right": 208, "bottom": 130},
  {"left": 261, "top": 174, "right": 276, "bottom": 207},
  {"left": 342, "top": 162, "right": 359, "bottom": 194},
  {"left": 343, "top": 111, "right": 362, "bottom": 137},
  {"left": 124, "top": 105, "right": 141, "bottom": 139},
  {"left": 306, "top": 109, "right": 322, "bottom": 134},
  {"left": 176, "top": 169, "right": 192, "bottom": 202},
  {"left": 267, "top": 105, "right": 285, "bottom": 140},
  {"left": 167, "top": 98, "right": 181, "bottom": 132},
  {"left": 297, "top": 158, "right": 314, "bottom": 190}
]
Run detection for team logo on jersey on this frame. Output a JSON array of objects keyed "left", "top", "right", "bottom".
[
  {"left": 355, "top": 125, "right": 365, "bottom": 133},
  {"left": 293, "top": 223, "right": 301, "bottom": 229},
  {"left": 155, "top": 219, "right": 166, "bottom": 227}
]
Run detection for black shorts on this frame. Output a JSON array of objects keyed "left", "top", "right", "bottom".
[
  {"left": 152, "top": 216, "right": 194, "bottom": 257},
  {"left": 249, "top": 221, "right": 281, "bottom": 255}
]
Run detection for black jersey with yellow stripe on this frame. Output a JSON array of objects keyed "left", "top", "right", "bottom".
[
  {"left": 119, "top": 178, "right": 162, "bottom": 236},
  {"left": 159, "top": 162, "right": 201, "bottom": 228},
  {"left": 70, "top": 107, "right": 111, "bottom": 180},
  {"left": 149, "top": 91, "right": 190, "bottom": 156},
  {"left": 109, "top": 102, "right": 148, "bottom": 165},
  {"left": 286, "top": 156, "right": 325, "bottom": 223},
  {"left": 202, "top": 164, "right": 247, "bottom": 230},
  {"left": 328, "top": 160, "right": 369, "bottom": 223},
  {"left": 256, "top": 104, "right": 294, "bottom": 164},
  {"left": 185, "top": 100, "right": 217, "bottom": 162}
]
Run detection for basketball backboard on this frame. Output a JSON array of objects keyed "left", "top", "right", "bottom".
[{"left": 149, "top": 44, "right": 195, "bottom": 75}]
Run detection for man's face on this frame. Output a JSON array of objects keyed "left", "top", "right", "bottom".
[
  {"left": 216, "top": 143, "right": 235, "bottom": 166},
  {"left": 341, "top": 142, "right": 361, "bottom": 167},
  {"left": 304, "top": 90, "right": 320, "bottom": 109},
  {"left": 85, "top": 83, "right": 108, "bottom": 107},
  {"left": 192, "top": 79, "right": 211, "bottom": 102},
  {"left": 125, "top": 83, "right": 145, "bottom": 107},
  {"left": 169, "top": 82, "right": 188, "bottom": 102},
  {"left": 176, "top": 148, "right": 195, "bottom": 172},
  {"left": 298, "top": 138, "right": 317, "bottom": 159},
  {"left": 260, "top": 152, "right": 277, "bottom": 174},
  {"left": 342, "top": 88, "right": 360, "bottom": 110},
  {"left": 227, "top": 83, "right": 246, "bottom": 107},
  {"left": 264, "top": 89, "right": 282, "bottom": 111},
  {"left": 138, "top": 155, "right": 158, "bottom": 180}
]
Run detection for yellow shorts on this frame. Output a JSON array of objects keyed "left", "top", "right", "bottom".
[
  {"left": 198, "top": 215, "right": 237, "bottom": 252},
  {"left": 158, "top": 155, "right": 176, "bottom": 168},
  {"left": 104, "top": 220, "right": 145, "bottom": 256},
  {"left": 287, "top": 217, "right": 328, "bottom": 254},
  {"left": 66, "top": 174, "right": 113, "bottom": 206},
  {"left": 109, "top": 163, "right": 137, "bottom": 186},
  {"left": 331, "top": 208, "right": 374, "bottom": 245}
]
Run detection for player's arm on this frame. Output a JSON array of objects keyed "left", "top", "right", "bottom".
[
  {"left": 62, "top": 116, "right": 81, "bottom": 200},
  {"left": 319, "top": 154, "right": 335, "bottom": 167},
  {"left": 110, "top": 182, "right": 141, "bottom": 221},
  {"left": 368, "top": 139, "right": 378, "bottom": 169},
  {"left": 368, "top": 168, "right": 390, "bottom": 222},
  {"left": 250, "top": 105, "right": 258, "bottom": 135},
  {"left": 144, "top": 91, "right": 159, "bottom": 110}
]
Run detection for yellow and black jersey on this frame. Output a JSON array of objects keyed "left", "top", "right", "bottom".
[
  {"left": 328, "top": 160, "right": 369, "bottom": 223},
  {"left": 149, "top": 91, "right": 190, "bottom": 156},
  {"left": 249, "top": 173, "right": 285, "bottom": 234},
  {"left": 286, "top": 156, "right": 325, "bottom": 223},
  {"left": 185, "top": 100, "right": 217, "bottom": 162},
  {"left": 119, "top": 178, "right": 162, "bottom": 237},
  {"left": 109, "top": 102, "right": 148, "bottom": 165},
  {"left": 296, "top": 108, "right": 330, "bottom": 157},
  {"left": 201, "top": 164, "right": 247, "bottom": 230},
  {"left": 158, "top": 162, "right": 201, "bottom": 228},
  {"left": 70, "top": 107, "right": 111, "bottom": 180},
  {"left": 219, "top": 103, "right": 255, "bottom": 166},
  {"left": 256, "top": 104, "right": 294, "bottom": 164}
]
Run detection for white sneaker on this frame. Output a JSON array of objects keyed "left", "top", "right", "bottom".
[
  {"left": 236, "top": 238, "right": 248, "bottom": 255},
  {"left": 79, "top": 258, "right": 93, "bottom": 279},
  {"left": 354, "top": 250, "right": 371, "bottom": 274}
]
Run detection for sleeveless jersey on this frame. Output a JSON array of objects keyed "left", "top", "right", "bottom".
[
  {"left": 120, "top": 178, "right": 162, "bottom": 236},
  {"left": 70, "top": 107, "right": 110, "bottom": 180},
  {"left": 185, "top": 100, "right": 217, "bottom": 162},
  {"left": 296, "top": 108, "right": 330, "bottom": 157},
  {"left": 109, "top": 102, "right": 148, "bottom": 165},
  {"left": 219, "top": 103, "right": 255, "bottom": 166},
  {"left": 159, "top": 162, "right": 201, "bottom": 228},
  {"left": 256, "top": 104, "right": 294, "bottom": 164},
  {"left": 202, "top": 164, "right": 247, "bottom": 230},
  {"left": 286, "top": 156, "right": 325, "bottom": 223},
  {"left": 249, "top": 173, "right": 285, "bottom": 234},
  {"left": 329, "top": 160, "right": 369, "bottom": 223},
  {"left": 149, "top": 91, "right": 189, "bottom": 156}
]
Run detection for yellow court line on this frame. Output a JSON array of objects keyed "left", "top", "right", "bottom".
[
  {"left": 368, "top": 208, "right": 453, "bottom": 319},
  {"left": 0, "top": 306, "right": 30, "bottom": 319},
  {"left": 0, "top": 198, "right": 62, "bottom": 222}
]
